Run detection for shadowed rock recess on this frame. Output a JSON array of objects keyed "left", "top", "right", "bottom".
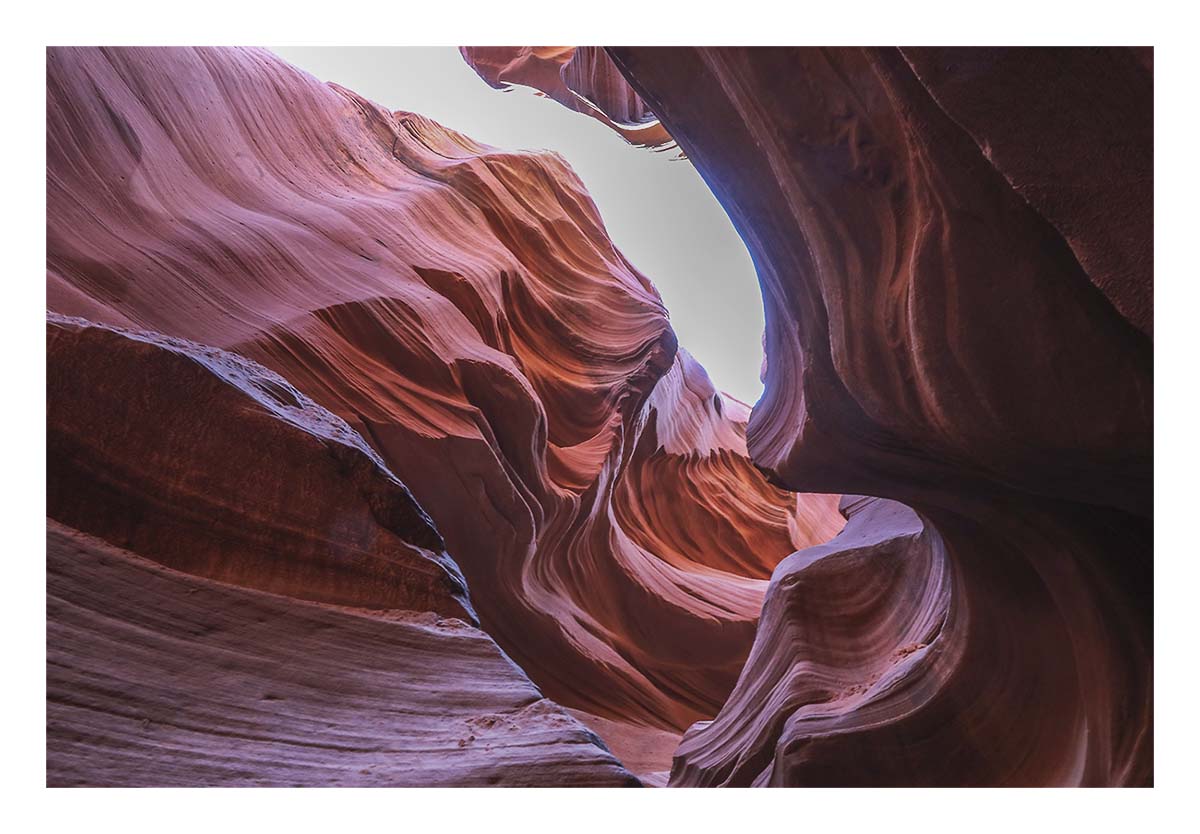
[{"left": 46, "top": 46, "right": 1151, "bottom": 787}]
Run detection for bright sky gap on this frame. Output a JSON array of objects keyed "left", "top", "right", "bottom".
[{"left": 271, "top": 47, "right": 766, "bottom": 405}]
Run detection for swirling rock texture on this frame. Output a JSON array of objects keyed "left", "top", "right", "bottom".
[
  {"left": 601, "top": 46, "right": 1153, "bottom": 786},
  {"left": 46, "top": 44, "right": 1153, "bottom": 788},
  {"left": 46, "top": 313, "right": 639, "bottom": 786},
  {"left": 45, "top": 46, "right": 842, "bottom": 785},
  {"left": 669, "top": 495, "right": 953, "bottom": 787}
]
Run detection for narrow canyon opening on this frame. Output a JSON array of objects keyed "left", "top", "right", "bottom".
[
  {"left": 271, "top": 46, "right": 769, "bottom": 405},
  {"left": 263, "top": 46, "right": 852, "bottom": 783}
]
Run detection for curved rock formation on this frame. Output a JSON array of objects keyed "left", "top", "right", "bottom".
[
  {"left": 604, "top": 46, "right": 1153, "bottom": 786},
  {"left": 619, "top": 350, "right": 842, "bottom": 581},
  {"left": 45, "top": 45, "right": 843, "bottom": 784},
  {"left": 460, "top": 46, "right": 678, "bottom": 152},
  {"left": 47, "top": 313, "right": 474, "bottom": 621},
  {"left": 670, "top": 496, "right": 952, "bottom": 787},
  {"left": 48, "top": 520, "right": 636, "bottom": 787}
]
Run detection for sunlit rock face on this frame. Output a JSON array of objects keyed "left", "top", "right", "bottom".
[
  {"left": 605, "top": 46, "right": 1152, "bottom": 786},
  {"left": 460, "top": 46, "right": 677, "bottom": 151},
  {"left": 47, "top": 316, "right": 641, "bottom": 787},
  {"left": 45, "top": 46, "right": 842, "bottom": 785}
]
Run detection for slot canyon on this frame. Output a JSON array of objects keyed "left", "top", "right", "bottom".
[{"left": 45, "top": 46, "right": 1152, "bottom": 787}]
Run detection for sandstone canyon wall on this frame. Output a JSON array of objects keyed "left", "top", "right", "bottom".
[
  {"left": 464, "top": 44, "right": 1153, "bottom": 786},
  {"left": 601, "top": 46, "right": 1153, "bottom": 786},
  {"left": 46, "top": 45, "right": 1152, "bottom": 787},
  {"left": 460, "top": 46, "right": 677, "bottom": 152},
  {"left": 46, "top": 46, "right": 843, "bottom": 786}
]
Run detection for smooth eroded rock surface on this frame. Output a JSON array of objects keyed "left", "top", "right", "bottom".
[
  {"left": 605, "top": 46, "right": 1153, "bottom": 786},
  {"left": 460, "top": 46, "right": 677, "bottom": 151},
  {"left": 46, "top": 44, "right": 1150, "bottom": 787},
  {"left": 47, "top": 312, "right": 474, "bottom": 621},
  {"left": 47, "top": 521, "right": 637, "bottom": 787}
]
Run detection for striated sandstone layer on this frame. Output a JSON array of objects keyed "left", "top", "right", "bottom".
[
  {"left": 460, "top": 46, "right": 677, "bottom": 152},
  {"left": 48, "top": 520, "right": 636, "bottom": 787},
  {"left": 670, "top": 496, "right": 951, "bottom": 787},
  {"left": 47, "top": 312, "right": 475, "bottom": 621},
  {"left": 46, "top": 45, "right": 843, "bottom": 784},
  {"left": 45, "top": 313, "right": 637, "bottom": 785},
  {"left": 46, "top": 43, "right": 1151, "bottom": 787},
  {"left": 600, "top": 46, "right": 1153, "bottom": 786}
]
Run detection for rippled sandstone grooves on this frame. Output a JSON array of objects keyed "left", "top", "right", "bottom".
[
  {"left": 460, "top": 46, "right": 678, "bottom": 152},
  {"left": 46, "top": 46, "right": 844, "bottom": 786}
]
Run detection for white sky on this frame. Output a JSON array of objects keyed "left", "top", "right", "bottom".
[{"left": 271, "top": 47, "right": 765, "bottom": 404}]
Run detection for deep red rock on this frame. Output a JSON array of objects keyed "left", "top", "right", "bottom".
[
  {"left": 45, "top": 44, "right": 1151, "bottom": 788},
  {"left": 900, "top": 47, "right": 1153, "bottom": 337},
  {"left": 47, "top": 313, "right": 475, "bottom": 621}
]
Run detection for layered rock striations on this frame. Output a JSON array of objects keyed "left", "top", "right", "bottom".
[
  {"left": 603, "top": 46, "right": 1153, "bottom": 786},
  {"left": 460, "top": 46, "right": 677, "bottom": 152},
  {"left": 669, "top": 496, "right": 953, "bottom": 787},
  {"left": 48, "top": 520, "right": 637, "bottom": 787},
  {"left": 46, "top": 313, "right": 640, "bottom": 786},
  {"left": 45, "top": 46, "right": 841, "bottom": 784},
  {"left": 47, "top": 313, "right": 475, "bottom": 621}
]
